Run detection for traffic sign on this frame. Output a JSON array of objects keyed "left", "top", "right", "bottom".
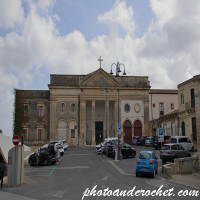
[
  {"left": 13, "top": 135, "right": 19, "bottom": 146},
  {"left": 159, "top": 128, "right": 163, "bottom": 135},
  {"left": 118, "top": 125, "right": 121, "bottom": 130}
]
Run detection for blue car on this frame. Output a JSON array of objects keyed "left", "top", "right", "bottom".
[{"left": 136, "top": 151, "right": 158, "bottom": 178}]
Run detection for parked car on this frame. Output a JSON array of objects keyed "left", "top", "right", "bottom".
[
  {"left": 170, "top": 136, "right": 195, "bottom": 152},
  {"left": 154, "top": 136, "right": 171, "bottom": 150},
  {"left": 29, "top": 147, "right": 56, "bottom": 166},
  {"left": 106, "top": 140, "right": 124, "bottom": 157},
  {"left": 160, "top": 144, "right": 191, "bottom": 164},
  {"left": 152, "top": 136, "right": 158, "bottom": 147},
  {"left": 145, "top": 137, "right": 153, "bottom": 147},
  {"left": 132, "top": 136, "right": 140, "bottom": 145},
  {"left": 96, "top": 137, "right": 119, "bottom": 154},
  {"left": 136, "top": 151, "right": 158, "bottom": 178},
  {"left": 56, "top": 140, "right": 68, "bottom": 151},
  {"left": 54, "top": 143, "right": 64, "bottom": 156},
  {"left": 137, "top": 136, "right": 147, "bottom": 146},
  {"left": 48, "top": 141, "right": 64, "bottom": 156},
  {"left": 112, "top": 143, "right": 136, "bottom": 158}
]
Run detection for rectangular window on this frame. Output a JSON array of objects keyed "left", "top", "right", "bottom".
[
  {"left": 23, "top": 129, "right": 27, "bottom": 140},
  {"left": 181, "top": 94, "right": 184, "bottom": 105},
  {"left": 159, "top": 103, "right": 164, "bottom": 115},
  {"left": 39, "top": 106, "right": 43, "bottom": 117},
  {"left": 71, "top": 129, "right": 75, "bottom": 138},
  {"left": 191, "top": 88, "right": 195, "bottom": 108},
  {"left": 24, "top": 106, "right": 28, "bottom": 116},
  {"left": 38, "top": 129, "right": 42, "bottom": 140},
  {"left": 170, "top": 103, "right": 174, "bottom": 110}
]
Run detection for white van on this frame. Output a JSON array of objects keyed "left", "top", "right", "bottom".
[{"left": 170, "top": 136, "right": 195, "bottom": 152}]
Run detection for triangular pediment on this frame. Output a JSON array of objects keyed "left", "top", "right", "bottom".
[{"left": 82, "top": 68, "right": 118, "bottom": 87}]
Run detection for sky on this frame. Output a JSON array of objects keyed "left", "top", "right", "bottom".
[{"left": 1, "top": 0, "right": 200, "bottom": 138}]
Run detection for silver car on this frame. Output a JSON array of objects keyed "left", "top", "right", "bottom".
[{"left": 160, "top": 144, "right": 191, "bottom": 164}]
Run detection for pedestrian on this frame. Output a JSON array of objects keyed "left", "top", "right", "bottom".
[
  {"left": 55, "top": 145, "right": 60, "bottom": 165},
  {"left": 36, "top": 148, "right": 40, "bottom": 166},
  {"left": 0, "top": 160, "right": 6, "bottom": 189},
  {"left": 105, "top": 142, "right": 108, "bottom": 159},
  {"left": 101, "top": 142, "right": 103, "bottom": 157}
]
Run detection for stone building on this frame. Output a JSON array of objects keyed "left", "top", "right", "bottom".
[
  {"left": 178, "top": 75, "right": 200, "bottom": 151},
  {"left": 21, "top": 68, "right": 150, "bottom": 146}
]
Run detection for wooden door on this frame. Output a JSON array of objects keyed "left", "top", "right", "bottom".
[
  {"left": 123, "top": 120, "right": 132, "bottom": 145},
  {"left": 134, "top": 120, "right": 142, "bottom": 136}
]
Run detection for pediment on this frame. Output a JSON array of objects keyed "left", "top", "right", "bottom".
[{"left": 82, "top": 68, "right": 118, "bottom": 87}]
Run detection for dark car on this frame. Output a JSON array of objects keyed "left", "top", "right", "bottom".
[
  {"left": 132, "top": 136, "right": 140, "bottom": 145},
  {"left": 160, "top": 144, "right": 191, "bottom": 164},
  {"left": 29, "top": 147, "right": 56, "bottom": 166},
  {"left": 137, "top": 136, "right": 147, "bottom": 146},
  {"left": 112, "top": 143, "right": 136, "bottom": 158},
  {"left": 106, "top": 141, "right": 124, "bottom": 157},
  {"left": 154, "top": 136, "right": 171, "bottom": 150}
]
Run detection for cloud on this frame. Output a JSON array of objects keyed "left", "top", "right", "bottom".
[
  {"left": 0, "top": 0, "right": 24, "bottom": 28},
  {"left": 1, "top": 0, "right": 200, "bottom": 137}
]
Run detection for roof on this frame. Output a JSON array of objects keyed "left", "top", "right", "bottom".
[
  {"left": 178, "top": 74, "right": 200, "bottom": 87},
  {"left": 149, "top": 89, "right": 178, "bottom": 94}
]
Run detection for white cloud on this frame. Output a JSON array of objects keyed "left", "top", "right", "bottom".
[
  {"left": 0, "top": 0, "right": 24, "bottom": 28},
  {"left": 1, "top": 0, "right": 200, "bottom": 137}
]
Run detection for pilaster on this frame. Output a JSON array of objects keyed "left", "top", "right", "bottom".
[
  {"left": 50, "top": 100, "right": 57, "bottom": 141},
  {"left": 92, "top": 100, "right": 96, "bottom": 145},
  {"left": 80, "top": 100, "right": 86, "bottom": 145},
  {"left": 143, "top": 100, "right": 150, "bottom": 136}
]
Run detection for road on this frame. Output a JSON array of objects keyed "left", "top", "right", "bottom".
[{"left": 1, "top": 145, "right": 199, "bottom": 200}]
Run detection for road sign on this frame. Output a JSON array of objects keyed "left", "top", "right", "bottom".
[
  {"left": 118, "top": 125, "right": 121, "bottom": 130},
  {"left": 158, "top": 128, "right": 163, "bottom": 135},
  {"left": 13, "top": 135, "right": 19, "bottom": 146}
]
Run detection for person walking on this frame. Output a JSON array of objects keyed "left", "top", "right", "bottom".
[
  {"left": 36, "top": 148, "right": 40, "bottom": 166},
  {"left": 0, "top": 160, "right": 6, "bottom": 189},
  {"left": 55, "top": 145, "right": 60, "bottom": 165}
]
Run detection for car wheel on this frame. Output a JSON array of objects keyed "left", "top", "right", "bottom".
[
  {"left": 132, "top": 152, "right": 136, "bottom": 158},
  {"left": 136, "top": 172, "right": 139, "bottom": 177},
  {"left": 44, "top": 159, "right": 48, "bottom": 166},
  {"left": 152, "top": 169, "right": 155, "bottom": 178},
  {"left": 191, "top": 146, "right": 194, "bottom": 152},
  {"left": 29, "top": 159, "right": 33, "bottom": 166},
  {"left": 187, "top": 153, "right": 191, "bottom": 157}
]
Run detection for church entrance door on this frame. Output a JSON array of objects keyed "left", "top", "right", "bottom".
[
  {"left": 123, "top": 120, "right": 132, "bottom": 145},
  {"left": 134, "top": 120, "right": 142, "bottom": 136},
  {"left": 95, "top": 122, "right": 103, "bottom": 144}
]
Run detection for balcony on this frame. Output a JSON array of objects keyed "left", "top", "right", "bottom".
[
  {"left": 37, "top": 116, "right": 44, "bottom": 122},
  {"left": 185, "top": 101, "right": 195, "bottom": 113}
]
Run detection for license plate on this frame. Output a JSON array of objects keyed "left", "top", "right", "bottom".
[{"left": 142, "top": 168, "right": 147, "bottom": 171}]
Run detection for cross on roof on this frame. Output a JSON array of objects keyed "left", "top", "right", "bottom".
[{"left": 98, "top": 56, "right": 103, "bottom": 68}]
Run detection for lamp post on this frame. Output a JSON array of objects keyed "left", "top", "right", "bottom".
[
  {"left": 110, "top": 61, "right": 126, "bottom": 160},
  {"left": 102, "top": 83, "right": 112, "bottom": 138}
]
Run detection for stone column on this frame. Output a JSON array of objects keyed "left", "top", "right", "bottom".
[
  {"left": 114, "top": 101, "right": 118, "bottom": 137},
  {"left": 92, "top": 100, "right": 96, "bottom": 145},
  {"left": 106, "top": 100, "right": 109, "bottom": 138},
  {"left": 143, "top": 100, "right": 150, "bottom": 136},
  {"left": 80, "top": 100, "right": 86, "bottom": 146},
  {"left": 50, "top": 100, "right": 57, "bottom": 141}
]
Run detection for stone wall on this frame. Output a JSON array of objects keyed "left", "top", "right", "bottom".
[{"left": 162, "top": 156, "right": 199, "bottom": 179}]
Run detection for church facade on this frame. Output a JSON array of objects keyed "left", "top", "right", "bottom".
[{"left": 21, "top": 68, "right": 150, "bottom": 146}]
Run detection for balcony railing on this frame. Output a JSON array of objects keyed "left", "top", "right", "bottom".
[
  {"left": 185, "top": 100, "right": 195, "bottom": 110},
  {"left": 37, "top": 116, "right": 44, "bottom": 122}
]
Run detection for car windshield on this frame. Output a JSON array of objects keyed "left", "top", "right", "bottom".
[
  {"left": 162, "top": 145, "right": 170, "bottom": 150},
  {"left": 139, "top": 153, "right": 151, "bottom": 159},
  {"left": 171, "top": 138, "right": 177, "bottom": 143},
  {"left": 56, "top": 144, "right": 62, "bottom": 148}
]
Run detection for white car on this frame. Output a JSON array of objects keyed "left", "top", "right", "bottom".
[
  {"left": 54, "top": 143, "right": 64, "bottom": 156},
  {"left": 96, "top": 137, "right": 119, "bottom": 154},
  {"left": 170, "top": 136, "right": 195, "bottom": 152},
  {"left": 57, "top": 140, "right": 68, "bottom": 151}
]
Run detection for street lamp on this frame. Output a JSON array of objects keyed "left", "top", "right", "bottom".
[
  {"left": 110, "top": 61, "right": 126, "bottom": 160},
  {"left": 102, "top": 83, "right": 113, "bottom": 138}
]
